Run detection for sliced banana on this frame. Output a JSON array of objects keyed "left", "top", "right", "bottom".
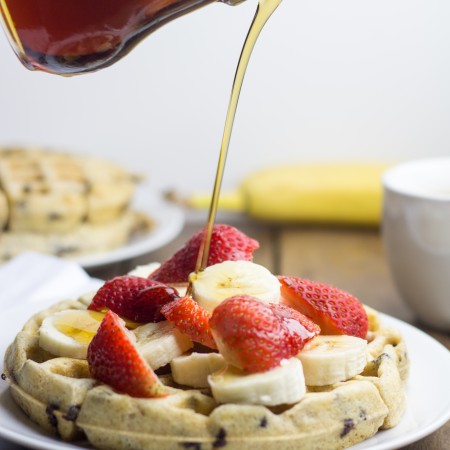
[
  {"left": 127, "top": 262, "right": 161, "bottom": 278},
  {"left": 134, "top": 321, "right": 193, "bottom": 370},
  {"left": 77, "top": 290, "right": 96, "bottom": 307},
  {"left": 208, "top": 358, "right": 306, "bottom": 406},
  {"left": 39, "top": 309, "right": 106, "bottom": 359},
  {"left": 190, "top": 260, "right": 280, "bottom": 312},
  {"left": 171, "top": 352, "right": 227, "bottom": 388},
  {"left": 297, "top": 335, "right": 367, "bottom": 386}
]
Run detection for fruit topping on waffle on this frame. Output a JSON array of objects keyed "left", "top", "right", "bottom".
[
  {"left": 279, "top": 276, "right": 369, "bottom": 338},
  {"left": 2, "top": 224, "right": 409, "bottom": 450},
  {"left": 149, "top": 224, "right": 259, "bottom": 283},
  {"left": 88, "top": 276, "right": 179, "bottom": 323},
  {"left": 87, "top": 310, "right": 167, "bottom": 398}
]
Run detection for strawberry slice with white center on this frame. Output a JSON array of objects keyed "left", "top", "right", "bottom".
[
  {"left": 279, "top": 276, "right": 368, "bottom": 339},
  {"left": 87, "top": 310, "right": 167, "bottom": 398},
  {"left": 160, "top": 296, "right": 218, "bottom": 350}
]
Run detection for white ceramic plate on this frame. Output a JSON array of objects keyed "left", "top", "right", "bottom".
[
  {"left": 0, "top": 308, "right": 449, "bottom": 450},
  {"left": 72, "top": 183, "right": 184, "bottom": 269}
]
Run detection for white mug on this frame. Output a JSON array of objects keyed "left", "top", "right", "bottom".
[{"left": 382, "top": 158, "right": 450, "bottom": 331}]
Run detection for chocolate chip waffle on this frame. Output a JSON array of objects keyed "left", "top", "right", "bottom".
[
  {"left": 0, "top": 147, "right": 153, "bottom": 261},
  {"left": 3, "top": 299, "right": 409, "bottom": 450}
]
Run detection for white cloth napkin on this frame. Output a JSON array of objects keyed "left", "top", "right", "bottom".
[{"left": 0, "top": 252, "right": 102, "bottom": 309}]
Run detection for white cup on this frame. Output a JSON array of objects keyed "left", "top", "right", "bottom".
[{"left": 382, "top": 158, "right": 450, "bottom": 331}]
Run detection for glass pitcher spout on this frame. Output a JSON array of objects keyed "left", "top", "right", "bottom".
[{"left": 0, "top": 0, "right": 248, "bottom": 76}]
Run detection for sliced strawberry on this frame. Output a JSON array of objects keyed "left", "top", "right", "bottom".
[
  {"left": 209, "top": 296, "right": 305, "bottom": 373},
  {"left": 278, "top": 276, "right": 368, "bottom": 339},
  {"left": 87, "top": 310, "right": 166, "bottom": 398},
  {"left": 88, "top": 275, "right": 179, "bottom": 323},
  {"left": 160, "top": 296, "right": 217, "bottom": 349},
  {"left": 269, "top": 303, "right": 320, "bottom": 348},
  {"left": 149, "top": 224, "right": 259, "bottom": 283}
]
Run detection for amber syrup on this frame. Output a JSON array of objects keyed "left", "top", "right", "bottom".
[{"left": 0, "top": 0, "right": 216, "bottom": 74}]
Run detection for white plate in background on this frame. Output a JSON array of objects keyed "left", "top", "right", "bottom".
[{"left": 73, "top": 184, "right": 184, "bottom": 269}]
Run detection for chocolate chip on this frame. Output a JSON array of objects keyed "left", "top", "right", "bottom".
[
  {"left": 213, "top": 428, "right": 227, "bottom": 447},
  {"left": 55, "top": 246, "right": 78, "bottom": 256},
  {"left": 48, "top": 212, "right": 64, "bottom": 221},
  {"left": 181, "top": 443, "right": 202, "bottom": 450},
  {"left": 359, "top": 408, "right": 367, "bottom": 421},
  {"left": 63, "top": 405, "right": 81, "bottom": 422},
  {"left": 340, "top": 418, "right": 355, "bottom": 438},
  {"left": 373, "top": 352, "right": 391, "bottom": 366},
  {"left": 1, "top": 373, "right": 6, "bottom": 381},
  {"left": 259, "top": 416, "right": 268, "bottom": 428},
  {"left": 46, "top": 404, "right": 59, "bottom": 429}
]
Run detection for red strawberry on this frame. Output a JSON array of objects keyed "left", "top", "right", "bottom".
[
  {"left": 209, "top": 296, "right": 308, "bottom": 373},
  {"left": 278, "top": 276, "right": 368, "bottom": 339},
  {"left": 269, "top": 303, "right": 320, "bottom": 347},
  {"left": 149, "top": 224, "right": 259, "bottom": 283},
  {"left": 88, "top": 275, "right": 179, "bottom": 323},
  {"left": 160, "top": 296, "right": 217, "bottom": 349},
  {"left": 87, "top": 310, "right": 167, "bottom": 398}
]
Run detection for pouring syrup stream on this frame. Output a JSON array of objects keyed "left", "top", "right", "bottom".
[{"left": 187, "top": 0, "right": 282, "bottom": 294}]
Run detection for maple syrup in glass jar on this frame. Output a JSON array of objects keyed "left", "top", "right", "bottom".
[
  {"left": 0, "top": 0, "right": 245, "bottom": 75},
  {"left": 0, "top": 0, "right": 282, "bottom": 272}
]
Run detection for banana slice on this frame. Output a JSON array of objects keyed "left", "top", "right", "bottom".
[
  {"left": 39, "top": 309, "right": 106, "bottom": 359},
  {"left": 171, "top": 352, "right": 227, "bottom": 388},
  {"left": 134, "top": 321, "right": 193, "bottom": 370},
  {"left": 297, "top": 335, "right": 367, "bottom": 386},
  {"left": 127, "top": 262, "right": 161, "bottom": 278},
  {"left": 208, "top": 358, "right": 305, "bottom": 406},
  {"left": 190, "top": 260, "right": 280, "bottom": 312},
  {"left": 77, "top": 290, "right": 96, "bottom": 307}
]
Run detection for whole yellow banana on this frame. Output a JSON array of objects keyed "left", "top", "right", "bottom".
[{"left": 189, "top": 163, "right": 390, "bottom": 226}]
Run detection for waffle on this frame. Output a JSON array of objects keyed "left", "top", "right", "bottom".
[
  {"left": 0, "top": 189, "right": 8, "bottom": 230},
  {"left": 0, "top": 147, "right": 152, "bottom": 261},
  {"left": 3, "top": 299, "right": 409, "bottom": 450},
  {"left": 0, "top": 210, "right": 152, "bottom": 260}
]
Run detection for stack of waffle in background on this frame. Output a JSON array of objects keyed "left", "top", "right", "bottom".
[{"left": 0, "top": 147, "right": 153, "bottom": 262}]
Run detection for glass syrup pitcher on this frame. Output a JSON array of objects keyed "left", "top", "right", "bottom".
[{"left": 0, "top": 0, "right": 245, "bottom": 75}]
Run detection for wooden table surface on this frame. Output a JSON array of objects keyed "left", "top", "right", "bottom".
[{"left": 1, "top": 214, "right": 449, "bottom": 449}]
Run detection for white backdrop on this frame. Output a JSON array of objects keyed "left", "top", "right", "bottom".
[{"left": 1, "top": 0, "right": 449, "bottom": 194}]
